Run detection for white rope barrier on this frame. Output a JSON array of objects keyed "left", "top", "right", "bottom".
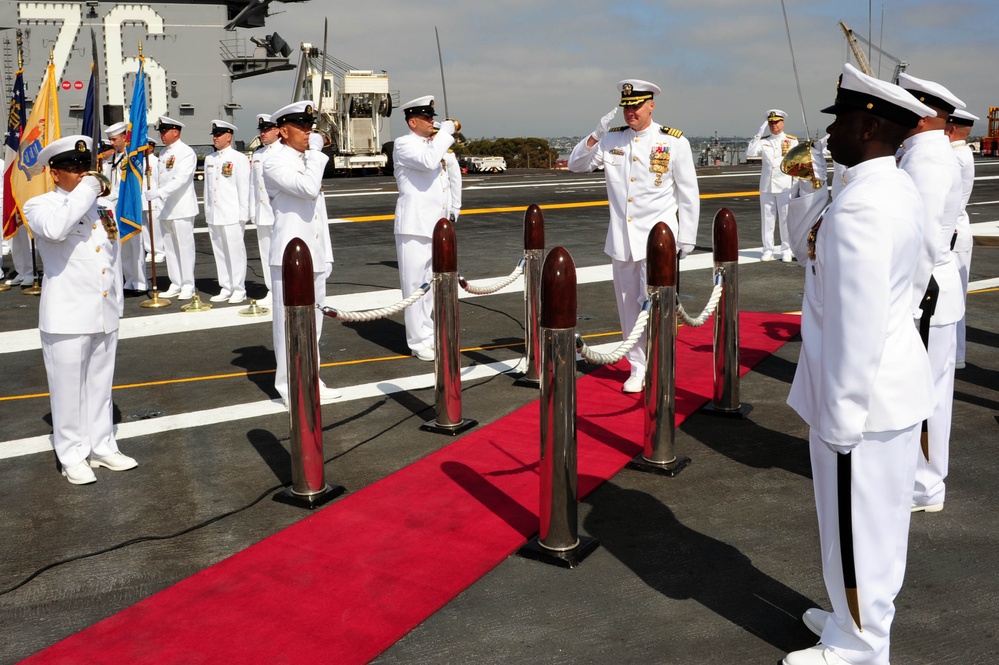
[
  {"left": 677, "top": 274, "right": 723, "bottom": 327},
  {"left": 459, "top": 259, "right": 525, "bottom": 295},
  {"left": 576, "top": 303, "right": 650, "bottom": 365},
  {"left": 319, "top": 283, "right": 430, "bottom": 322}
]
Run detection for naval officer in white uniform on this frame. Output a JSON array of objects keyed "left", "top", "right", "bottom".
[
  {"left": 23, "top": 136, "right": 138, "bottom": 484},
  {"left": 896, "top": 72, "right": 966, "bottom": 514},
  {"left": 568, "top": 79, "right": 700, "bottom": 392},
  {"left": 945, "top": 108, "right": 977, "bottom": 369},
  {"left": 262, "top": 101, "right": 339, "bottom": 405},
  {"left": 249, "top": 113, "right": 280, "bottom": 304},
  {"left": 747, "top": 109, "right": 798, "bottom": 261},
  {"left": 783, "top": 63, "right": 936, "bottom": 665},
  {"left": 99, "top": 121, "right": 146, "bottom": 292},
  {"left": 203, "top": 119, "right": 250, "bottom": 304},
  {"left": 392, "top": 96, "right": 458, "bottom": 361},
  {"left": 145, "top": 116, "right": 199, "bottom": 300}
]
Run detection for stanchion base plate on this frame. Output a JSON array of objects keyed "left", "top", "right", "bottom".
[
  {"left": 626, "top": 454, "right": 691, "bottom": 477},
  {"left": 517, "top": 535, "right": 600, "bottom": 569},
  {"left": 272, "top": 483, "right": 345, "bottom": 510},
  {"left": 512, "top": 375, "right": 541, "bottom": 388},
  {"left": 702, "top": 402, "right": 753, "bottom": 419},
  {"left": 420, "top": 418, "right": 478, "bottom": 436}
]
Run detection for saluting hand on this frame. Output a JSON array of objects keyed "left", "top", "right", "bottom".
[
  {"left": 592, "top": 107, "right": 618, "bottom": 142},
  {"left": 757, "top": 122, "right": 770, "bottom": 138}
]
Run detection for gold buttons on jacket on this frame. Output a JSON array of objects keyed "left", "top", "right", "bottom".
[
  {"left": 103, "top": 291, "right": 108, "bottom": 297},
  {"left": 630, "top": 177, "right": 635, "bottom": 182},
  {"left": 633, "top": 157, "right": 638, "bottom": 162},
  {"left": 102, "top": 269, "right": 106, "bottom": 275},
  {"left": 95, "top": 247, "right": 101, "bottom": 253},
  {"left": 628, "top": 197, "right": 633, "bottom": 202},
  {"left": 627, "top": 217, "right": 632, "bottom": 223},
  {"left": 92, "top": 223, "right": 97, "bottom": 230}
]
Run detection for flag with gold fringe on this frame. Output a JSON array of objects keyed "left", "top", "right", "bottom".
[
  {"left": 115, "top": 56, "right": 147, "bottom": 241},
  {"left": 11, "top": 62, "right": 60, "bottom": 235}
]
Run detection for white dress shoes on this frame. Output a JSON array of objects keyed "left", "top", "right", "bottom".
[
  {"left": 761, "top": 251, "right": 775, "bottom": 262},
  {"left": 412, "top": 347, "right": 435, "bottom": 362},
  {"left": 61, "top": 460, "right": 97, "bottom": 485},
  {"left": 802, "top": 607, "right": 830, "bottom": 637},
  {"left": 318, "top": 384, "right": 342, "bottom": 402},
  {"left": 782, "top": 253, "right": 795, "bottom": 263},
  {"left": 622, "top": 374, "right": 645, "bottom": 393},
  {"left": 178, "top": 288, "right": 195, "bottom": 300},
  {"left": 209, "top": 291, "right": 232, "bottom": 303},
  {"left": 912, "top": 502, "right": 944, "bottom": 513},
  {"left": 228, "top": 293, "right": 247, "bottom": 305},
  {"left": 161, "top": 285, "right": 182, "bottom": 298},
  {"left": 782, "top": 645, "right": 851, "bottom": 664},
  {"left": 89, "top": 452, "right": 139, "bottom": 472}
]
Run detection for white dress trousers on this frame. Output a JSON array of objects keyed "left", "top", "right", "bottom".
[
  {"left": 747, "top": 131, "right": 797, "bottom": 256},
  {"left": 156, "top": 139, "right": 199, "bottom": 291},
  {"left": 250, "top": 143, "right": 278, "bottom": 292},
  {"left": 204, "top": 146, "right": 250, "bottom": 298}
]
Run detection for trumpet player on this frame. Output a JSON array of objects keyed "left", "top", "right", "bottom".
[
  {"left": 747, "top": 109, "right": 798, "bottom": 262},
  {"left": 23, "top": 136, "right": 138, "bottom": 485},
  {"left": 392, "top": 96, "right": 459, "bottom": 361}
]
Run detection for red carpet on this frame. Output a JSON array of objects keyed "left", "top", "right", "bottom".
[{"left": 24, "top": 312, "right": 800, "bottom": 665}]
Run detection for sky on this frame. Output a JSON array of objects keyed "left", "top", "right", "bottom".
[{"left": 232, "top": 0, "right": 999, "bottom": 141}]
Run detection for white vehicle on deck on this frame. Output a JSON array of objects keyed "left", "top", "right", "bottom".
[{"left": 466, "top": 156, "right": 507, "bottom": 173}]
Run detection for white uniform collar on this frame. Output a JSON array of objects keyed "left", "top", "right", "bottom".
[
  {"left": 841, "top": 155, "right": 898, "bottom": 186},
  {"left": 901, "top": 128, "right": 946, "bottom": 151},
  {"left": 951, "top": 139, "right": 967, "bottom": 149}
]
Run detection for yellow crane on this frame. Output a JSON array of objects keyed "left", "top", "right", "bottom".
[{"left": 839, "top": 21, "right": 907, "bottom": 82}]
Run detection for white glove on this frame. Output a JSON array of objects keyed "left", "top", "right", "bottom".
[
  {"left": 80, "top": 175, "right": 104, "bottom": 197},
  {"left": 308, "top": 132, "right": 325, "bottom": 151},
  {"left": 592, "top": 107, "right": 618, "bottom": 142},
  {"left": 677, "top": 244, "right": 694, "bottom": 260},
  {"left": 757, "top": 121, "right": 769, "bottom": 137},
  {"left": 323, "top": 262, "right": 333, "bottom": 280},
  {"left": 143, "top": 188, "right": 161, "bottom": 202},
  {"left": 438, "top": 120, "right": 455, "bottom": 136},
  {"left": 810, "top": 135, "right": 828, "bottom": 181}
]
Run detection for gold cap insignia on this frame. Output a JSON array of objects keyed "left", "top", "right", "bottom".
[
  {"left": 76, "top": 140, "right": 86, "bottom": 152},
  {"left": 305, "top": 104, "right": 313, "bottom": 114},
  {"left": 622, "top": 83, "right": 633, "bottom": 95}
]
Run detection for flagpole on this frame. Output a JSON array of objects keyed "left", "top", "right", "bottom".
[{"left": 135, "top": 42, "right": 168, "bottom": 309}]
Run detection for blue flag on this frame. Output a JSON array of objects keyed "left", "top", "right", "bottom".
[
  {"left": 116, "top": 57, "right": 147, "bottom": 241},
  {"left": 82, "top": 64, "right": 98, "bottom": 143},
  {"left": 3, "top": 70, "right": 26, "bottom": 239}
]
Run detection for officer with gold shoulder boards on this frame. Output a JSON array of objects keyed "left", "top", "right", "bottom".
[
  {"left": 567, "top": 79, "right": 700, "bottom": 393},
  {"left": 23, "top": 136, "right": 138, "bottom": 485},
  {"left": 204, "top": 119, "right": 250, "bottom": 304},
  {"left": 747, "top": 109, "right": 798, "bottom": 262}
]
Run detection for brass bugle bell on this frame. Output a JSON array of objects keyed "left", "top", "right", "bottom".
[
  {"left": 86, "top": 170, "right": 113, "bottom": 197},
  {"left": 779, "top": 141, "right": 823, "bottom": 189}
]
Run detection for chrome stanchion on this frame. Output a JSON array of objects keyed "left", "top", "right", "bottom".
[
  {"left": 420, "top": 218, "right": 477, "bottom": 435},
  {"left": 515, "top": 204, "right": 544, "bottom": 387},
  {"left": 518, "top": 246, "right": 599, "bottom": 568},
  {"left": 273, "top": 238, "right": 344, "bottom": 509},
  {"left": 628, "top": 222, "right": 690, "bottom": 476},
  {"left": 704, "top": 207, "right": 752, "bottom": 418}
]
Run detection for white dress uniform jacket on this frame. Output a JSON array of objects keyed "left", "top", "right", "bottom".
[
  {"left": 250, "top": 143, "right": 277, "bottom": 228},
  {"left": 156, "top": 139, "right": 199, "bottom": 220},
  {"left": 204, "top": 145, "right": 250, "bottom": 225},
  {"left": 263, "top": 142, "right": 331, "bottom": 268},
  {"left": 567, "top": 121, "right": 699, "bottom": 261},
  {"left": 951, "top": 140, "right": 975, "bottom": 254},
  {"left": 787, "top": 156, "right": 933, "bottom": 447},
  {"left": 98, "top": 149, "right": 127, "bottom": 211},
  {"left": 445, "top": 150, "right": 462, "bottom": 220},
  {"left": 898, "top": 130, "right": 964, "bottom": 325},
  {"left": 25, "top": 185, "right": 124, "bottom": 331},
  {"left": 746, "top": 131, "right": 797, "bottom": 193},
  {"left": 393, "top": 129, "right": 456, "bottom": 237}
]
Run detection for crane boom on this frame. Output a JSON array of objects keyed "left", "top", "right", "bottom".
[
  {"left": 839, "top": 21, "right": 872, "bottom": 76},
  {"left": 839, "top": 21, "right": 908, "bottom": 82}
]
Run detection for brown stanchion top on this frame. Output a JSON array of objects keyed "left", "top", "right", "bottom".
[
  {"left": 541, "top": 246, "right": 576, "bottom": 329},
  {"left": 646, "top": 221, "right": 676, "bottom": 287},
  {"left": 282, "top": 238, "right": 315, "bottom": 306},
  {"left": 524, "top": 204, "right": 545, "bottom": 251},
  {"left": 432, "top": 217, "right": 457, "bottom": 273},
  {"left": 712, "top": 207, "right": 740, "bottom": 263}
]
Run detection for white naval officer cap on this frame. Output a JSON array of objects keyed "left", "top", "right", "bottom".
[
  {"left": 257, "top": 113, "right": 276, "bottom": 130},
  {"left": 104, "top": 121, "right": 128, "bottom": 137},
  {"left": 766, "top": 109, "right": 787, "bottom": 122},
  {"left": 210, "top": 119, "right": 237, "bottom": 135},
  {"left": 948, "top": 108, "right": 979, "bottom": 127},
  {"left": 618, "top": 79, "right": 661, "bottom": 106},
  {"left": 37, "top": 135, "right": 92, "bottom": 168},
  {"left": 271, "top": 101, "right": 315, "bottom": 126},
  {"left": 156, "top": 116, "right": 185, "bottom": 131},
  {"left": 897, "top": 72, "right": 966, "bottom": 115},
  {"left": 821, "top": 63, "right": 936, "bottom": 129},
  {"left": 401, "top": 96, "right": 437, "bottom": 119}
]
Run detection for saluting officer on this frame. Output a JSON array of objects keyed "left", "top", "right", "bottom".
[
  {"left": 392, "top": 96, "right": 458, "bottom": 361},
  {"left": 250, "top": 113, "right": 281, "bottom": 304},
  {"left": 23, "top": 136, "right": 138, "bottom": 485},
  {"left": 262, "top": 101, "right": 339, "bottom": 406},
  {"left": 747, "top": 109, "right": 798, "bottom": 262},
  {"left": 896, "top": 72, "right": 966, "bottom": 515},
  {"left": 145, "top": 116, "right": 198, "bottom": 300},
  {"left": 946, "top": 108, "right": 978, "bottom": 370},
  {"left": 783, "top": 63, "right": 936, "bottom": 665},
  {"left": 204, "top": 119, "right": 250, "bottom": 304},
  {"left": 567, "top": 79, "right": 700, "bottom": 393}
]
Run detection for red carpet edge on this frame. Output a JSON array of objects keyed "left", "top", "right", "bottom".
[{"left": 23, "top": 312, "right": 801, "bottom": 665}]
